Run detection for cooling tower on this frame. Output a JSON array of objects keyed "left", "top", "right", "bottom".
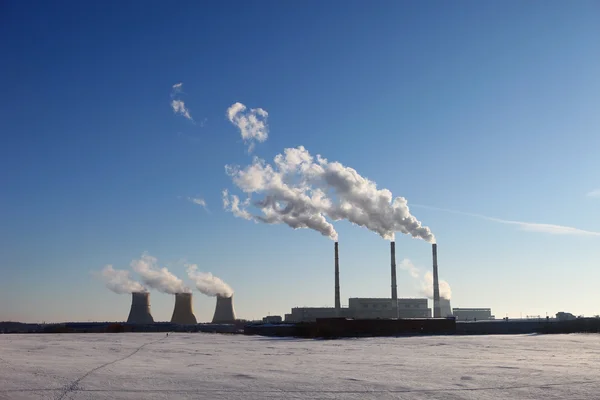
[
  {"left": 212, "top": 295, "right": 237, "bottom": 324},
  {"left": 127, "top": 292, "right": 154, "bottom": 324},
  {"left": 391, "top": 241, "right": 398, "bottom": 318},
  {"left": 170, "top": 292, "right": 197, "bottom": 325},
  {"left": 334, "top": 241, "right": 341, "bottom": 311},
  {"left": 432, "top": 243, "right": 441, "bottom": 318}
]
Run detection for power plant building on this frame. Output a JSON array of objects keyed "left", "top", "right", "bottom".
[
  {"left": 285, "top": 240, "right": 441, "bottom": 323},
  {"left": 453, "top": 308, "right": 494, "bottom": 321},
  {"left": 350, "top": 298, "right": 431, "bottom": 319},
  {"left": 285, "top": 298, "right": 431, "bottom": 322},
  {"left": 286, "top": 307, "right": 351, "bottom": 322}
]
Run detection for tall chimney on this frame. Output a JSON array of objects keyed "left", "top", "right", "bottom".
[
  {"left": 334, "top": 242, "right": 341, "bottom": 312},
  {"left": 391, "top": 241, "right": 398, "bottom": 318},
  {"left": 127, "top": 292, "right": 154, "bottom": 324},
  {"left": 432, "top": 243, "right": 441, "bottom": 318}
]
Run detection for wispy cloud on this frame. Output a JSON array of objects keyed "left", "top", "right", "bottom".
[
  {"left": 171, "top": 100, "right": 193, "bottom": 121},
  {"left": 172, "top": 82, "right": 183, "bottom": 93},
  {"left": 226, "top": 102, "right": 269, "bottom": 153},
  {"left": 587, "top": 189, "right": 600, "bottom": 198},
  {"left": 187, "top": 197, "right": 209, "bottom": 213},
  {"left": 170, "top": 82, "right": 194, "bottom": 122},
  {"left": 411, "top": 204, "right": 600, "bottom": 237}
]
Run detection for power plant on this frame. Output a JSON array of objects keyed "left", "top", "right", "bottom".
[
  {"left": 212, "top": 295, "right": 237, "bottom": 323},
  {"left": 170, "top": 292, "right": 197, "bottom": 325},
  {"left": 127, "top": 292, "right": 154, "bottom": 324}
]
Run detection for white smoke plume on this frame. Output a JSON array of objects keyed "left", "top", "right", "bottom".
[
  {"left": 420, "top": 271, "right": 452, "bottom": 300},
  {"left": 97, "top": 265, "right": 146, "bottom": 294},
  {"left": 224, "top": 146, "right": 434, "bottom": 242},
  {"left": 398, "top": 258, "right": 420, "bottom": 279},
  {"left": 130, "top": 253, "right": 189, "bottom": 294},
  {"left": 397, "top": 258, "right": 452, "bottom": 300},
  {"left": 227, "top": 102, "right": 269, "bottom": 153},
  {"left": 186, "top": 264, "right": 234, "bottom": 298}
]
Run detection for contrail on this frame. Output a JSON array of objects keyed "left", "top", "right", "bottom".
[{"left": 411, "top": 204, "right": 600, "bottom": 237}]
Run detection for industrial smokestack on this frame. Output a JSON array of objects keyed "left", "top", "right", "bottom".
[
  {"left": 170, "top": 292, "right": 197, "bottom": 325},
  {"left": 391, "top": 241, "right": 398, "bottom": 318},
  {"left": 127, "top": 292, "right": 154, "bottom": 324},
  {"left": 212, "top": 295, "right": 237, "bottom": 324},
  {"left": 334, "top": 242, "right": 340, "bottom": 311},
  {"left": 432, "top": 243, "right": 441, "bottom": 318}
]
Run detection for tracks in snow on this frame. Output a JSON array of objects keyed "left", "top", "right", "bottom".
[{"left": 54, "top": 335, "right": 167, "bottom": 400}]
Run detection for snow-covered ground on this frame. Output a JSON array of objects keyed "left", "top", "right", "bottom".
[{"left": 1, "top": 333, "right": 599, "bottom": 399}]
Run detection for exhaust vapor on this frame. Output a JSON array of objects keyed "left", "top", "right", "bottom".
[
  {"left": 186, "top": 264, "right": 234, "bottom": 298},
  {"left": 420, "top": 271, "right": 452, "bottom": 300},
  {"left": 97, "top": 265, "right": 146, "bottom": 294},
  {"left": 398, "top": 259, "right": 452, "bottom": 300},
  {"left": 224, "top": 146, "right": 434, "bottom": 242},
  {"left": 130, "top": 253, "right": 189, "bottom": 294}
]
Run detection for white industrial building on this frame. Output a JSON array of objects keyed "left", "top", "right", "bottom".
[
  {"left": 452, "top": 308, "right": 494, "bottom": 321},
  {"left": 285, "top": 298, "right": 431, "bottom": 322}
]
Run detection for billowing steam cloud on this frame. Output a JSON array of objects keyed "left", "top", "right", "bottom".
[
  {"left": 186, "top": 264, "right": 234, "bottom": 298},
  {"left": 130, "top": 253, "right": 189, "bottom": 294},
  {"left": 398, "top": 259, "right": 452, "bottom": 300},
  {"left": 224, "top": 146, "right": 434, "bottom": 242},
  {"left": 97, "top": 265, "right": 146, "bottom": 294},
  {"left": 227, "top": 102, "right": 269, "bottom": 153},
  {"left": 420, "top": 271, "right": 452, "bottom": 300}
]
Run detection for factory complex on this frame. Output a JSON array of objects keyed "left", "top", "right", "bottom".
[
  {"left": 283, "top": 241, "right": 493, "bottom": 323},
  {"left": 284, "top": 298, "right": 494, "bottom": 322}
]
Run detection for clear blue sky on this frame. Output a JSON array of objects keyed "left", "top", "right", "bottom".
[{"left": 1, "top": 1, "right": 599, "bottom": 323}]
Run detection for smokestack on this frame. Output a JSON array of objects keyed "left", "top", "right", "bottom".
[
  {"left": 391, "top": 241, "right": 398, "bottom": 318},
  {"left": 212, "top": 295, "right": 237, "bottom": 324},
  {"left": 127, "top": 292, "right": 154, "bottom": 324},
  {"left": 432, "top": 243, "right": 441, "bottom": 318},
  {"left": 170, "top": 292, "right": 197, "bottom": 325},
  {"left": 334, "top": 242, "right": 340, "bottom": 311}
]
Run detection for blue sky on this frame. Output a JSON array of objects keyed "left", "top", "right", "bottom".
[{"left": 1, "top": 1, "right": 599, "bottom": 322}]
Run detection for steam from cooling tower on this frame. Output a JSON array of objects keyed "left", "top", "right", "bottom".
[
  {"left": 130, "top": 253, "right": 189, "bottom": 294},
  {"left": 97, "top": 265, "right": 146, "bottom": 294},
  {"left": 186, "top": 264, "right": 234, "bottom": 298},
  {"left": 224, "top": 146, "right": 434, "bottom": 242}
]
